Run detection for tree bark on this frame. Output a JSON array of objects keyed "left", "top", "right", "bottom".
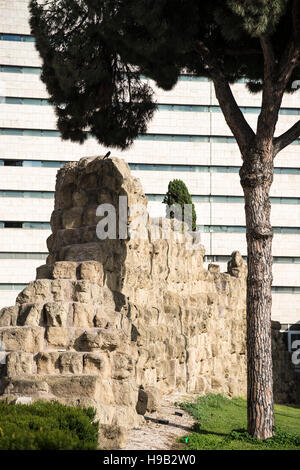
[{"left": 240, "top": 147, "right": 275, "bottom": 440}]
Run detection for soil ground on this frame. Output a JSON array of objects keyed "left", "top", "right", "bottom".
[{"left": 125, "top": 392, "right": 197, "bottom": 450}]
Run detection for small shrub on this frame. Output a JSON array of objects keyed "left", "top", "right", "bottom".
[
  {"left": 0, "top": 401, "right": 98, "bottom": 450},
  {"left": 163, "top": 179, "right": 197, "bottom": 231}
]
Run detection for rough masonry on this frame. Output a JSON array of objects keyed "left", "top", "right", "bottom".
[{"left": 0, "top": 156, "right": 298, "bottom": 447}]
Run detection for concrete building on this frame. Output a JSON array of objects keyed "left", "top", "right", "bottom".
[{"left": 0, "top": 0, "right": 300, "bottom": 327}]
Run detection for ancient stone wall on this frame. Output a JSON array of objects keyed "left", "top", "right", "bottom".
[{"left": 0, "top": 156, "right": 298, "bottom": 446}]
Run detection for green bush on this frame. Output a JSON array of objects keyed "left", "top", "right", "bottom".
[
  {"left": 0, "top": 401, "right": 98, "bottom": 450},
  {"left": 163, "top": 179, "right": 197, "bottom": 231}
]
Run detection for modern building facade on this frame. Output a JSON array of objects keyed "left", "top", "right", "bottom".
[{"left": 0, "top": 0, "right": 300, "bottom": 327}]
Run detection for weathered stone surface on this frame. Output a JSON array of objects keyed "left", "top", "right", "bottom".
[
  {"left": 45, "top": 375, "right": 101, "bottom": 399},
  {"left": 73, "top": 302, "right": 95, "bottom": 327},
  {"left": 72, "top": 190, "right": 88, "bottom": 207},
  {"left": 83, "top": 352, "right": 111, "bottom": 377},
  {"left": 46, "top": 327, "right": 70, "bottom": 348},
  {"left": 16, "top": 280, "right": 52, "bottom": 304},
  {"left": 59, "top": 352, "right": 83, "bottom": 374},
  {"left": 1, "top": 377, "right": 49, "bottom": 397},
  {"left": 0, "top": 306, "right": 19, "bottom": 327},
  {"left": 136, "top": 387, "right": 148, "bottom": 415},
  {"left": 51, "top": 279, "right": 73, "bottom": 302},
  {"left": 44, "top": 302, "right": 70, "bottom": 327},
  {"left": 144, "top": 385, "right": 161, "bottom": 413},
  {"left": 79, "top": 261, "right": 104, "bottom": 285},
  {"left": 227, "top": 251, "right": 247, "bottom": 278},
  {"left": 36, "top": 264, "right": 52, "bottom": 280},
  {"left": 36, "top": 352, "right": 60, "bottom": 375},
  {"left": 53, "top": 261, "right": 77, "bottom": 280},
  {"left": 113, "top": 352, "right": 134, "bottom": 380},
  {"left": 6, "top": 352, "right": 35, "bottom": 377},
  {"left": 98, "top": 424, "right": 127, "bottom": 450},
  {"left": 18, "top": 303, "right": 43, "bottom": 326},
  {"left": 62, "top": 207, "right": 83, "bottom": 229},
  {"left": 0, "top": 327, "right": 44, "bottom": 353}
]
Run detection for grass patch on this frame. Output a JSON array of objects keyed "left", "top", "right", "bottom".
[
  {"left": 178, "top": 394, "right": 300, "bottom": 450},
  {"left": 0, "top": 400, "right": 99, "bottom": 450}
]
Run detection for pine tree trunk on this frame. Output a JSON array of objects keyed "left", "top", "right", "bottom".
[{"left": 240, "top": 149, "right": 275, "bottom": 440}]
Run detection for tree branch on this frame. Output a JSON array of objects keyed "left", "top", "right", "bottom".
[
  {"left": 256, "top": 36, "right": 280, "bottom": 145},
  {"left": 273, "top": 120, "right": 300, "bottom": 153},
  {"left": 196, "top": 40, "right": 255, "bottom": 156},
  {"left": 260, "top": 36, "right": 275, "bottom": 82},
  {"left": 277, "top": 0, "right": 300, "bottom": 89}
]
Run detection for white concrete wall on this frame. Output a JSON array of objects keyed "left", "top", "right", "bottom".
[
  {"left": 0, "top": 197, "right": 53, "bottom": 221},
  {"left": 0, "top": 0, "right": 31, "bottom": 34},
  {"left": 272, "top": 294, "right": 300, "bottom": 324},
  {"left": 0, "top": 0, "right": 299, "bottom": 324},
  {"left": 0, "top": 258, "right": 42, "bottom": 283},
  {"left": 0, "top": 228, "right": 50, "bottom": 252},
  {"left": 0, "top": 291, "right": 20, "bottom": 310}
]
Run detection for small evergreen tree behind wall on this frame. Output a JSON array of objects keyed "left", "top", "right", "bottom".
[{"left": 163, "top": 179, "right": 197, "bottom": 231}]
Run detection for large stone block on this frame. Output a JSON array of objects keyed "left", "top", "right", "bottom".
[
  {"left": 79, "top": 261, "right": 104, "bottom": 286},
  {"left": 18, "top": 303, "right": 43, "bottom": 326},
  {"left": 98, "top": 424, "right": 127, "bottom": 450},
  {"left": 46, "top": 327, "right": 70, "bottom": 348},
  {"left": 112, "top": 352, "right": 134, "bottom": 380},
  {"left": 16, "top": 280, "right": 52, "bottom": 304},
  {"left": 6, "top": 352, "right": 35, "bottom": 377},
  {"left": 83, "top": 352, "right": 111, "bottom": 377},
  {"left": 51, "top": 280, "right": 73, "bottom": 302},
  {"left": 62, "top": 207, "right": 83, "bottom": 229},
  {"left": 36, "top": 264, "right": 53, "bottom": 280},
  {"left": 44, "top": 302, "right": 70, "bottom": 327},
  {"left": 59, "top": 352, "right": 84, "bottom": 374},
  {"left": 73, "top": 303, "right": 95, "bottom": 327},
  {"left": 0, "top": 327, "right": 44, "bottom": 353},
  {"left": 52, "top": 261, "right": 77, "bottom": 280},
  {"left": 36, "top": 352, "right": 60, "bottom": 375},
  {"left": 2, "top": 377, "right": 49, "bottom": 397},
  {"left": 46, "top": 375, "right": 103, "bottom": 399},
  {"left": 0, "top": 306, "right": 19, "bottom": 327}
]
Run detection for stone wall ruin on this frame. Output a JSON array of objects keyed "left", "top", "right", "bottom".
[{"left": 0, "top": 156, "right": 298, "bottom": 447}]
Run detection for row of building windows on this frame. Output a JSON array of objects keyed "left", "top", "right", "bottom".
[
  {"left": 130, "top": 163, "right": 300, "bottom": 175},
  {"left": 0, "top": 65, "right": 41, "bottom": 74},
  {"left": 205, "top": 255, "right": 300, "bottom": 264},
  {"left": 0, "top": 33, "right": 35, "bottom": 42},
  {"left": 1, "top": 159, "right": 300, "bottom": 175},
  {"left": 0, "top": 190, "right": 54, "bottom": 198},
  {"left": 272, "top": 287, "right": 300, "bottom": 293},
  {"left": 3, "top": 96, "right": 300, "bottom": 116},
  {"left": 199, "top": 225, "right": 300, "bottom": 234},
  {"left": 0, "top": 222, "right": 50, "bottom": 229},
  {"left": 148, "top": 194, "right": 300, "bottom": 204},
  {"left": 0, "top": 64, "right": 209, "bottom": 81},
  {"left": 0, "top": 284, "right": 28, "bottom": 291},
  {"left": 0, "top": 221, "right": 299, "bottom": 234},
  {"left": 1, "top": 190, "right": 300, "bottom": 205},
  {"left": 1, "top": 128, "right": 300, "bottom": 145}
]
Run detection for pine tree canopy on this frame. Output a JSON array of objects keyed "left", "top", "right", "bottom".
[{"left": 29, "top": 0, "right": 300, "bottom": 149}]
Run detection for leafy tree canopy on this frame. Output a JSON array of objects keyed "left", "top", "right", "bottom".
[{"left": 30, "top": 0, "right": 299, "bottom": 149}]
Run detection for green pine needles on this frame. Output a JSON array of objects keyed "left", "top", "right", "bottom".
[
  {"left": 29, "top": 0, "right": 300, "bottom": 147},
  {"left": 163, "top": 179, "right": 197, "bottom": 231}
]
